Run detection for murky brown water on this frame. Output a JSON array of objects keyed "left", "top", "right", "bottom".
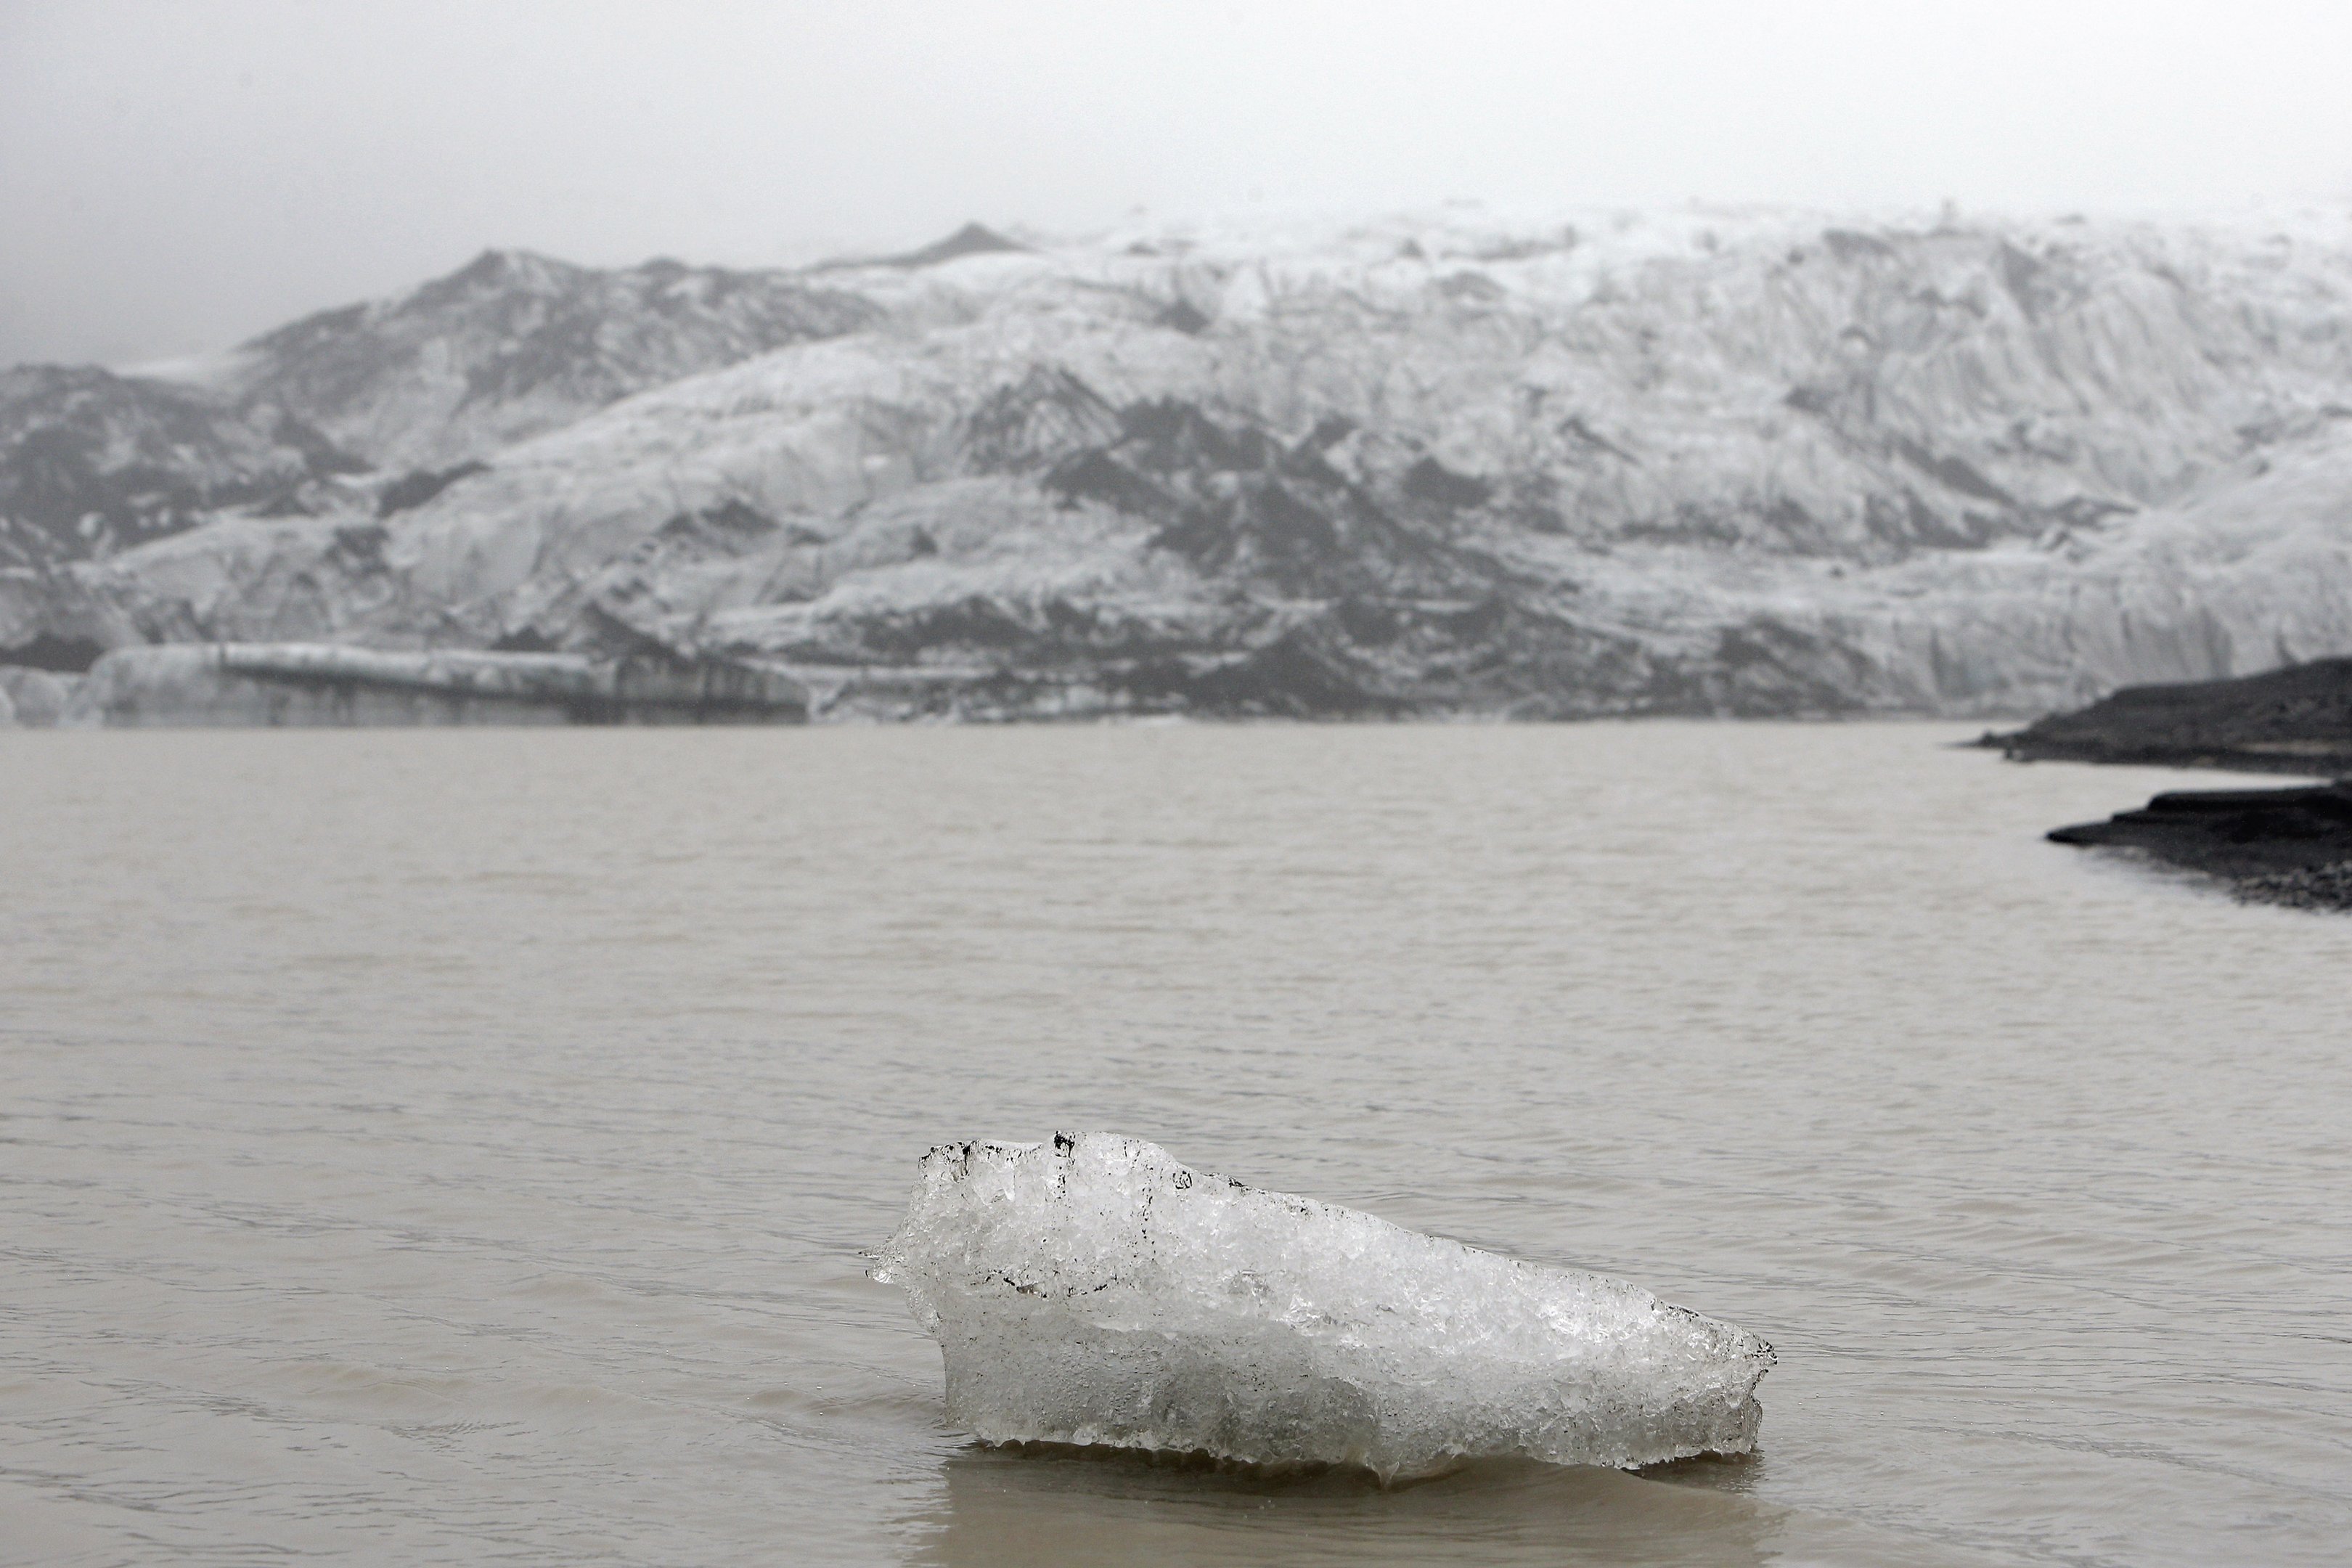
[{"left": 3, "top": 722, "right": 2346, "bottom": 1566}]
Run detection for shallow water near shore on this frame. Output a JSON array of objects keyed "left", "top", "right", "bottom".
[{"left": 3, "top": 721, "right": 2348, "bottom": 1567}]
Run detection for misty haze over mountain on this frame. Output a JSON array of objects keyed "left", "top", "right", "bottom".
[{"left": 8, "top": 1, "right": 2352, "bottom": 367}]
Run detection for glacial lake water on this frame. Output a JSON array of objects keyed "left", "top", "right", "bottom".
[{"left": 3, "top": 721, "right": 2348, "bottom": 1567}]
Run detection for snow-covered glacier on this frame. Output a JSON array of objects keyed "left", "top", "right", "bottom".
[
  {"left": 870, "top": 1133, "right": 1773, "bottom": 1479},
  {"left": 14, "top": 205, "right": 2352, "bottom": 720}
]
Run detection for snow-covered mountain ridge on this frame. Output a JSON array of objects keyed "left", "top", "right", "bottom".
[{"left": 10, "top": 207, "right": 2352, "bottom": 718}]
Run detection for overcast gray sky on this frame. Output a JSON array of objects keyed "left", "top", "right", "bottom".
[{"left": 5, "top": 0, "right": 2351, "bottom": 367}]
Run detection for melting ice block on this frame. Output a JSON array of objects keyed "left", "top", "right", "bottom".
[{"left": 870, "top": 1133, "right": 1774, "bottom": 1479}]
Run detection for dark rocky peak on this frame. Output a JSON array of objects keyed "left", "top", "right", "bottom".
[
  {"left": 884, "top": 222, "right": 1029, "bottom": 269},
  {"left": 240, "top": 250, "right": 579, "bottom": 364},
  {"left": 409, "top": 248, "right": 586, "bottom": 308}
]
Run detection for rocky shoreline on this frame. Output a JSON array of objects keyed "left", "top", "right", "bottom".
[
  {"left": 2006, "top": 658, "right": 2352, "bottom": 910},
  {"left": 2049, "top": 777, "right": 2352, "bottom": 868},
  {"left": 2231, "top": 860, "right": 2352, "bottom": 911},
  {"left": 1988, "top": 657, "right": 2352, "bottom": 775}
]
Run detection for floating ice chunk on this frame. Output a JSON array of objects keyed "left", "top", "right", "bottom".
[{"left": 870, "top": 1133, "right": 1773, "bottom": 1479}]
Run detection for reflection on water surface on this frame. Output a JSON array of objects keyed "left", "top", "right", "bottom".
[{"left": 915, "top": 1445, "right": 1979, "bottom": 1567}]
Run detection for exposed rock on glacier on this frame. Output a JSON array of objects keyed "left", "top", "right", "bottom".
[
  {"left": 65, "top": 642, "right": 806, "bottom": 727},
  {"left": 855, "top": 221, "right": 1030, "bottom": 271},
  {"left": 870, "top": 1134, "right": 1773, "bottom": 1479}
]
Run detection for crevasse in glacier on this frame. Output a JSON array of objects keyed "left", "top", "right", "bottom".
[{"left": 870, "top": 1132, "right": 1774, "bottom": 1479}]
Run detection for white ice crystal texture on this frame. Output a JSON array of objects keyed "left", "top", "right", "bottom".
[{"left": 870, "top": 1132, "right": 1774, "bottom": 1479}]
